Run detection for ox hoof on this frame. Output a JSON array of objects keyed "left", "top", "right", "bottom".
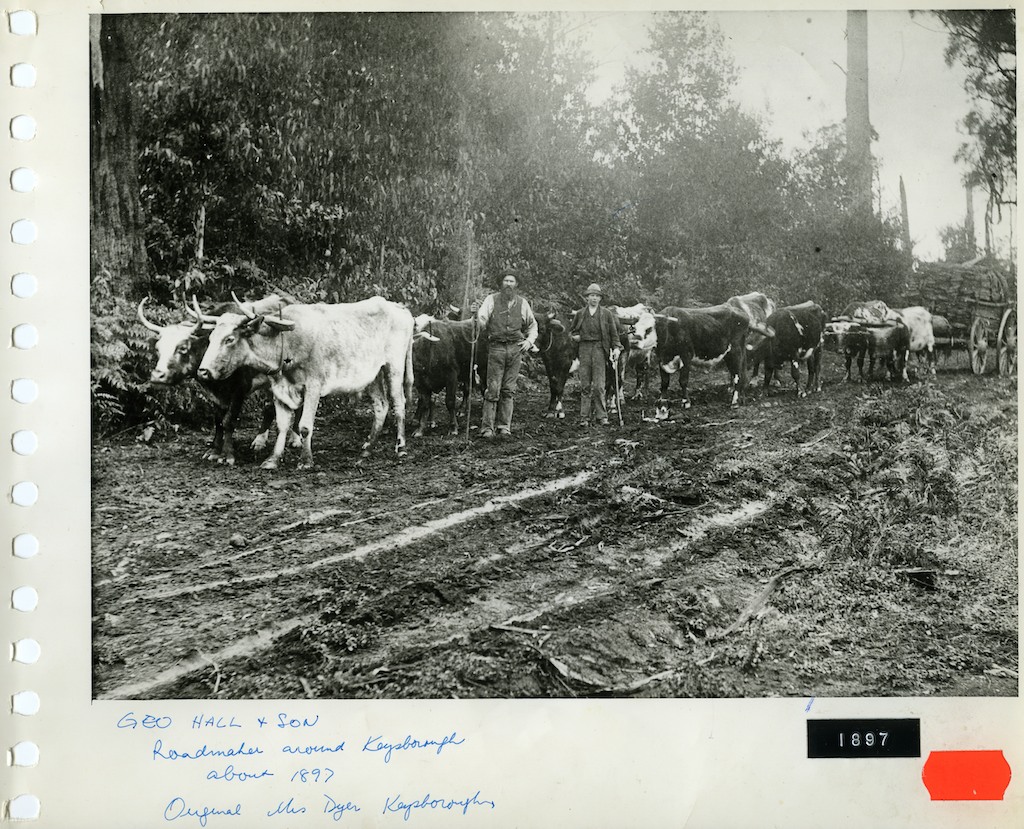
[
  {"left": 260, "top": 459, "right": 278, "bottom": 470},
  {"left": 543, "top": 411, "right": 555, "bottom": 419},
  {"left": 251, "top": 437, "right": 268, "bottom": 452},
  {"left": 798, "top": 390, "right": 807, "bottom": 399},
  {"left": 556, "top": 411, "right": 565, "bottom": 419},
  {"left": 413, "top": 429, "right": 425, "bottom": 438},
  {"left": 288, "top": 435, "right": 303, "bottom": 449},
  {"left": 217, "top": 456, "right": 236, "bottom": 467}
]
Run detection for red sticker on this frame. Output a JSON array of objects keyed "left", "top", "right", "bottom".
[{"left": 922, "top": 750, "right": 1012, "bottom": 801}]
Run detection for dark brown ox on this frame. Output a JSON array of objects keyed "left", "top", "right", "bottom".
[
  {"left": 653, "top": 304, "right": 774, "bottom": 417},
  {"left": 826, "top": 301, "right": 910, "bottom": 382},
  {"left": 137, "top": 295, "right": 300, "bottom": 465},
  {"left": 197, "top": 297, "right": 414, "bottom": 469},
  {"left": 533, "top": 310, "right": 575, "bottom": 419},
  {"left": 411, "top": 319, "right": 484, "bottom": 436},
  {"left": 748, "top": 301, "right": 827, "bottom": 397}
]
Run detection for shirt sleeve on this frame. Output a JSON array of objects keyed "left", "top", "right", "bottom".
[
  {"left": 476, "top": 293, "right": 494, "bottom": 329},
  {"left": 521, "top": 299, "right": 538, "bottom": 347}
]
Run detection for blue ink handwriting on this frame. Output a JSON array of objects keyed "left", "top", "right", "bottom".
[
  {"left": 153, "top": 740, "right": 263, "bottom": 762},
  {"left": 192, "top": 715, "right": 242, "bottom": 730},
  {"left": 205, "top": 764, "right": 274, "bottom": 783},
  {"left": 277, "top": 713, "right": 320, "bottom": 729},
  {"left": 323, "top": 795, "right": 362, "bottom": 822},
  {"left": 382, "top": 791, "right": 495, "bottom": 822},
  {"left": 118, "top": 712, "right": 172, "bottom": 730},
  {"left": 163, "top": 797, "right": 241, "bottom": 826},
  {"left": 290, "top": 767, "right": 334, "bottom": 784},
  {"left": 362, "top": 732, "right": 465, "bottom": 764},
  {"left": 282, "top": 742, "right": 345, "bottom": 756},
  {"left": 267, "top": 798, "right": 306, "bottom": 818}
]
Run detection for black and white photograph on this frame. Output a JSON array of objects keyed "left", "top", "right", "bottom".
[{"left": 89, "top": 8, "right": 1017, "bottom": 702}]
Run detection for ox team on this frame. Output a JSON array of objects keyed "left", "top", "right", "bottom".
[{"left": 140, "top": 273, "right": 937, "bottom": 467}]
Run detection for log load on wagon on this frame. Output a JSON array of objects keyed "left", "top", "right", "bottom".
[{"left": 905, "top": 261, "right": 1017, "bottom": 376}]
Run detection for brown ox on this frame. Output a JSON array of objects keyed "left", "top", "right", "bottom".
[{"left": 137, "top": 295, "right": 300, "bottom": 465}]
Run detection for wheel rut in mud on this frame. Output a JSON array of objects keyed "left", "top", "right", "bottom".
[{"left": 92, "top": 360, "right": 1018, "bottom": 699}]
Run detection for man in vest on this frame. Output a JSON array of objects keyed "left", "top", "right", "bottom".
[
  {"left": 569, "top": 283, "right": 621, "bottom": 426},
  {"left": 474, "top": 270, "right": 538, "bottom": 439}
]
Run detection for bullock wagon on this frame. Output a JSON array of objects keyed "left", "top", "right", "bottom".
[{"left": 906, "top": 261, "right": 1017, "bottom": 375}]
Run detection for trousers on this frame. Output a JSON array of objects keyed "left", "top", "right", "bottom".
[
  {"left": 483, "top": 341, "right": 523, "bottom": 432},
  {"left": 578, "top": 341, "right": 608, "bottom": 422}
]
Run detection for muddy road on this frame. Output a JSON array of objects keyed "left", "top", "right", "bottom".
[{"left": 92, "top": 354, "right": 1018, "bottom": 699}]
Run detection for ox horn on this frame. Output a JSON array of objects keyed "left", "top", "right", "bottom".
[
  {"left": 414, "top": 330, "right": 441, "bottom": 342},
  {"left": 137, "top": 297, "right": 164, "bottom": 333},
  {"left": 549, "top": 318, "right": 566, "bottom": 332},
  {"left": 187, "top": 295, "right": 220, "bottom": 324},
  {"left": 232, "top": 290, "right": 257, "bottom": 320},
  {"left": 261, "top": 314, "right": 296, "bottom": 331},
  {"left": 652, "top": 313, "right": 678, "bottom": 323},
  {"left": 190, "top": 294, "right": 220, "bottom": 334}
]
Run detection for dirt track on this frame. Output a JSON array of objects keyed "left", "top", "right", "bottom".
[{"left": 92, "top": 353, "right": 1018, "bottom": 699}]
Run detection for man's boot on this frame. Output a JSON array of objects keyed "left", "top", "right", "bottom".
[
  {"left": 496, "top": 396, "right": 514, "bottom": 436},
  {"left": 480, "top": 400, "right": 497, "bottom": 439}
]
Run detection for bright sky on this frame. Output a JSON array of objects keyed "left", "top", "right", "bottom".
[{"left": 581, "top": 9, "right": 1012, "bottom": 262}]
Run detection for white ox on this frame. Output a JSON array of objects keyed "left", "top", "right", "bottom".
[
  {"left": 897, "top": 305, "right": 936, "bottom": 375},
  {"left": 612, "top": 303, "right": 657, "bottom": 399},
  {"left": 198, "top": 297, "right": 414, "bottom": 469}
]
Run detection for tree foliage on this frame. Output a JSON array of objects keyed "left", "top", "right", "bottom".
[
  {"left": 92, "top": 11, "right": 913, "bottom": 430},
  {"left": 933, "top": 10, "right": 1016, "bottom": 211}
]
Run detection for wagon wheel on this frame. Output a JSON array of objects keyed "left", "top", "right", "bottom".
[
  {"left": 996, "top": 308, "right": 1017, "bottom": 376},
  {"left": 968, "top": 316, "right": 990, "bottom": 375}
]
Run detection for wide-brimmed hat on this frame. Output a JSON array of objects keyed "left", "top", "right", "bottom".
[{"left": 583, "top": 282, "right": 604, "bottom": 297}]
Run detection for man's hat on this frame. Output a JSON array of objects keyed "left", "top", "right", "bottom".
[
  {"left": 496, "top": 269, "right": 520, "bottom": 287},
  {"left": 583, "top": 282, "right": 604, "bottom": 297}
]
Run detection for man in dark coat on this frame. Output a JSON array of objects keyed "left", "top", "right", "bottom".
[
  {"left": 569, "top": 283, "right": 621, "bottom": 426},
  {"left": 473, "top": 270, "right": 538, "bottom": 438}
]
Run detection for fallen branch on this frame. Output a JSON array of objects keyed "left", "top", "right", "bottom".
[
  {"left": 640, "top": 506, "right": 700, "bottom": 522},
  {"left": 799, "top": 428, "right": 834, "bottom": 449},
  {"left": 740, "top": 617, "right": 765, "bottom": 673},
  {"left": 612, "top": 669, "right": 674, "bottom": 694},
  {"left": 548, "top": 534, "right": 590, "bottom": 553},
  {"left": 489, "top": 623, "right": 544, "bottom": 636},
  {"left": 198, "top": 652, "right": 222, "bottom": 696},
  {"left": 709, "top": 564, "right": 815, "bottom": 641}
]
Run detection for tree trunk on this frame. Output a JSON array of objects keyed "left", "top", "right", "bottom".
[
  {"left": 965, "top": 183, "right": 977, "bottom": 254},
  {"left": 845, "top": 11, "right": 872, "bottom": 216},
  {"left": 899, "top": 176, "right": 912, "bottom": 258},
  {"left": 90, "top": 14, "right": 149, "bottom": 293}
]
